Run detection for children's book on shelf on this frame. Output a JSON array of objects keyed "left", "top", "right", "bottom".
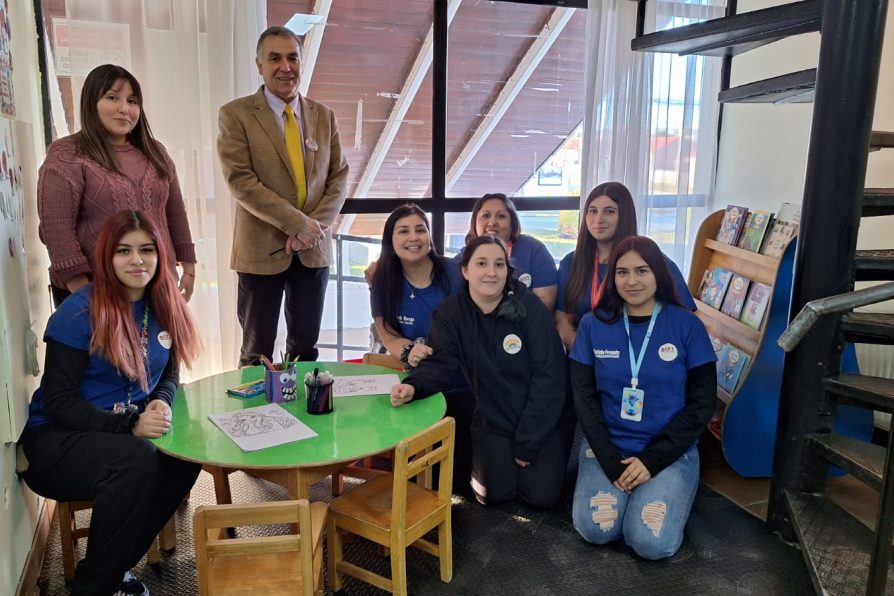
[
  {"left": 700, "top": 266, "right": 733, "bottom": 310},
  {"left": 708, "top": 332, "right": 724, "bottom": 356},
  {"left": 776, "top": 201, "right": 801, "bottom": 225},
  {"left": 697, "top": 269, "right": 713, "bottom": 299},
  {"left": 715, "top": 205, "right": 749, "bottom": 245},
  {"left": 717, "top": 343, "right": 751, "bottom": 394},
  {"left": 736, "top": 210, "right": 773, "bottom": 252},
  {"left": 760, "top": 220, "right": 798, "bottom": 259},
  {"left": 720, "top": 274, "right": 750, "bottom": 319},
  {"left": 739, "top": 282, "right": 772, "bottom": 329}
]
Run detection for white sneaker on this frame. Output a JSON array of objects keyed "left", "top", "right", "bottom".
[{"left": 115, "top": 570, "right": 149, "bottom": 596}]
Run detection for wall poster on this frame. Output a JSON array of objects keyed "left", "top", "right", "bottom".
[{"left": 0, "top": 0, "right": 14, "bottom": 117}]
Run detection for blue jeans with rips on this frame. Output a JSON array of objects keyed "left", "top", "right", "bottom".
[{"left": 572, "top": 441, "right": 699, "bottom": 560}]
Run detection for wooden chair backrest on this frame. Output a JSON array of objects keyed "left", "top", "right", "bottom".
[
  {"left": 193, "top": 500, "right": 317, "bottom": 596},
  {"left": 390, "top": 417, "right": 455, "bottom": 528},
  {"left": 362, "top": 352, "right": 403, "bottom": 371}
]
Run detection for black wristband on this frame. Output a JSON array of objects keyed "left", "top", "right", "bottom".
[
  {"left": 118, "top": 408, "right": 140, "bottom": 433},
  {"left": 399, "top": 342, "right": 413, "bottom": 364}
]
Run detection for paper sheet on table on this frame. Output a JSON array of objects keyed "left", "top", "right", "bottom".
[
  {"left": 208, "top": 403, "right": 317, "bottom": 452},
  {"left": 332, "top": 374, "right": 401, "bottom": 397}
]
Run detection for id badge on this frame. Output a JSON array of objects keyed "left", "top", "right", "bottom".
[
  {"left": 113, "top": 401, "right": 138, "bottom": 415},
  {"left": 620, "top": 387, "right": 644, "bottom": 422}
]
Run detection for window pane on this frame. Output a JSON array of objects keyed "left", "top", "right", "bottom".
[
  {"left": 287, "top": 2, "right": 434, "bottom": 198},
  {"left": 446, "top": 3, "right": 585, "bottom": 198}
]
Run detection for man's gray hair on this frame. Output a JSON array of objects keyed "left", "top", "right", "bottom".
[{"left": 256, "top": 26, "right": 304, "bottom": 62}]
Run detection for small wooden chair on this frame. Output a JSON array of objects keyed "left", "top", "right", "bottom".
[
  {"left": 361, "top": 352, "right": 404, "bottom": 371},
  {"left": 328, "top": 417, "right": 455, "bottom": 595},
  {"left": 57, "top": 500, "right": 176, "bottom": 582},
  {"left": 193, "top": 499, "right": 327, "bottom": 596}
]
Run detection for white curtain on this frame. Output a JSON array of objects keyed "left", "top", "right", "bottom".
[
  {"left": 52, "top": 0, "right": 266, "bottom": 380},
  {"left": 582, "top": 0, "right": 724, "bottom": 270}
]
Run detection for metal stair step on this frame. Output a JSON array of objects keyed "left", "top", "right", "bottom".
[
  {"left": 808, "top": 433, "right": 884, "bottom": 491},
  {"left": 855, "top": 250, "right": 894, "bottom": 282},
  {"left": 863, "top": 189, "right": 894, "bottom": 217},
  {"left": 718, "top": 69, "right": 815, "bottom": 104},
  {"left": 841, "top": 312, "right": 894, "bottom": 345},
  {"left": 871, "top": 131, "right": 894, "bottom": 151},
  {"left": 826, "top": 374, "right": 894, "bottom": 412},
  {"left": 785, "top": 491, "right": 894, "bottom": 596},
  {"left": 631, "top": 0, "right": 821, "bottom": 57}
]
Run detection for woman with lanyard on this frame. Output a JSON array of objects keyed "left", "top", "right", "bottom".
[
  {"left": 556, "top": 182, "right": 694, "bottom": 351},
  {"left": 457, "top": 193, "right": 558, "bottom": 311},
  {"left": 18, "top": 210, "right": 202, "bottom": 595},
  {"left": 568, "top": 236, "right": 716, "bottom": 559},
  {"left": 391, "top": 235, "right": 566, "bottom": 509}
]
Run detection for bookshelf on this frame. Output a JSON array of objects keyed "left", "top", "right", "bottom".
[
  {"left": 692, "top": 210, "right": 873, "bottom": 478},
  {"left": 690, "top": 209, "right": 797, "bottom": 476}
]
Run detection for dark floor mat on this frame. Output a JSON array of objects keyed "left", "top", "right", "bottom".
[{"left": 37, "top": 471, "right": 811, "bottom": 595}]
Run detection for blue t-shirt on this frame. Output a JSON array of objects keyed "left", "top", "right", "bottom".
[
  {"left": 28, "top": 286, "right": 171, "bottom": 426},
  {"left": 557, "top": 250, "right": 696, "bottom": 319},
  {"left": 370, "top": 260, "right": 456, "bottom": 340},
  {"left": 453, "top": 234, "right": 557, "bottom": 290},
  {"left": 569, "top": 304, "right": 715, "bottom": 455}
]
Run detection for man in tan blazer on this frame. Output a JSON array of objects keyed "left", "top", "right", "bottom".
[{"left": 218, "top": 26, "right": 348, "bottom": 366}]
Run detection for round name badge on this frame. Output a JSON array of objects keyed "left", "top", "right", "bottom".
[
  {"left": 518, "top": 273, "right": 532, "bottom": 287},
  {"left": 157, "top": 331, "right": 173, "bottom": 350},
  {"left": 503, "top": 334, "right": 522, "bottom": 355},
  {"left": 658, "top": 342, "right": 678, "bottom": 362}
]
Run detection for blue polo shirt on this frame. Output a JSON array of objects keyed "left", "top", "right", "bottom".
[
  {"left": 370, "top": 260, "right": 456, "bottom": 340},
  {"left": 569, "top": 304, "right": 715, "bottom": 455},
  {"left": 453, "top": 234, "right": 557, "bottom": 290},
  {"left": 557, "top": 250, "right": 696, "bottom": 319},
  {"left": 27, "top": 286, "right": 171, "bottom": 426}
]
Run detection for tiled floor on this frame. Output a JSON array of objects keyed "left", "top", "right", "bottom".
[{"left": 699, "top": 441, "right": 880, "bottom": 529}]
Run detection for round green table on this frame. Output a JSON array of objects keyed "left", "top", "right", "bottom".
[{"left": 151, "top": 362, "right": 446, "bottom": 501}]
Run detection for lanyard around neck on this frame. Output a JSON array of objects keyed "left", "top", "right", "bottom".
[
  {"left": 622, "top": 302, "right": 660, "bottom": 389},
  {"left": 590, "top": 254, "right": 602, "bottom": 309},
  {"left": 126, "top": 302, "right": 151, "bottom": 404}
]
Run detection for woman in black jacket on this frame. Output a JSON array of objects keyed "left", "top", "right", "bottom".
[{"left": 390, "top": 235, "right": 566, "bottom": 509}]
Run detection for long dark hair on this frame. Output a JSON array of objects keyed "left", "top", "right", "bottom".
[
  {"left": 91, "top": 210, "right": 201, "bottom": 390},
  {"left": 372, "top": 204, "right": 450, "bottom": 336},
  {"left": 460, "top": 235, "right": 525, "bottom": 321},
  {"left": 464, "top": 193, "right": 521, "bottom": 245},
  {"left": 563, "top": 181, "right": 638, "bottom": 317},
  {"left": 76, "top": 64, "right": 172, "bottom": 180},
  {"left": 594, "top": 236, "right": 682, "bottom": 324}
]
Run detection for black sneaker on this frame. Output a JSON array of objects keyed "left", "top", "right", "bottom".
[{"left": 115, "top": 570, "right": 149, "bottom": 596}]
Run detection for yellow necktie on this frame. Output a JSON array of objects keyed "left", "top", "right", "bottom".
[{"left": 284, "top": 105, "right": 308, "bottom": 210}]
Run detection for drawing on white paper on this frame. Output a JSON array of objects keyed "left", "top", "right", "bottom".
[
  {"left": 333, "top": 374, "right": 401, "bottom": 397},
  {"left": 217, "top": 408, "right": 296, "bottom": 437},
  {"left": 208, "top": 403, "right": 317, "bottom": 452}
]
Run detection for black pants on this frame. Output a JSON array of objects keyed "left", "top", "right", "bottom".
[
  {"left": 470, "top": 421, "right": 565, "bottom": 510},
  {"left": 443, "top": 387, "right": 476, "bottom": 497},
  {"left": 20, "top": 424, "right": 200, "bottom": 596},
  {"left": 237, "top": 256, "right": 329, "bottom": 366}
]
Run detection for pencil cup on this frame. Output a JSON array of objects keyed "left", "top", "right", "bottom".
[
  {"left": 305, "top": 379, "right": 334, "bottom": 415},
  {"left": 264, "top": 364, "right": 298, "bottom": 404}
]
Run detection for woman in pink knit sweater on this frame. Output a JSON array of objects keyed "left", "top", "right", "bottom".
[{"left": 38, "top": 64, "right": 196, "bottom": 307}]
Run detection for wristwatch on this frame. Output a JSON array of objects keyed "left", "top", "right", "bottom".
[
  {"left": 118, "top": 408, "right": 140, "bottom": 432},
  {"left": 399, "top": 342, "right": 414, "bottom": 366}
]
